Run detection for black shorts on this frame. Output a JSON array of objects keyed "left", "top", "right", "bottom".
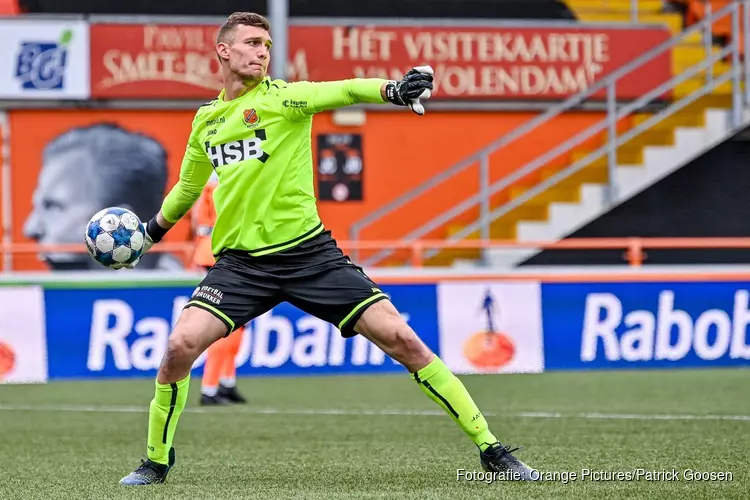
[{"left": 185, "top": 230, "right": 389, "bottom": 337}]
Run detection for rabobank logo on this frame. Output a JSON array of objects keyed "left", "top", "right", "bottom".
[
  {"left": 14, "top": 29, "right": 72, "bottom": 91},
  {"left": 437, "top": 282, "right": 544, "bottom": 374},
  {"left": 43, "top": 285, "right": 440, "bottom": 380},
  {"left": 581, "top": 290, "right": 750, "bottom": 363},
  {"left": 540, "top": 282, "right": 750, "bottom": 370},
  {"left": 80, "top": 297, "right": 401, "bottom": 377}
]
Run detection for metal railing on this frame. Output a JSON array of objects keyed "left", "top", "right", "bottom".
[{"left": 351, "top": 1, "right": 750, "bottom": 267}]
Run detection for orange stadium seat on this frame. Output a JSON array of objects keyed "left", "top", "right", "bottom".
[
  {"left": 0, "top": 0, "right": 19, "bottom": 14},
  {"left": 686, "top": 0, "right": 746, "bottom": 56}
]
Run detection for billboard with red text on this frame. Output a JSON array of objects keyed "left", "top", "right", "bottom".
[{"left": 89, "top": 23, "right": 671, "bottom": 100}]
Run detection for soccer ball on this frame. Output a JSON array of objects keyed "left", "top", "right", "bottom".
[{"left": 84, "top": 207, "right": 145, "bottom": 268}]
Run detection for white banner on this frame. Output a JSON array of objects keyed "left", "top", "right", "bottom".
[
  {"left": 437, "top": 282, "right": 544, "bottom": 374},
  {"left": 0, "top": 287, "right": 48, "bottom": 383},
  {"left": 0, "top": 19, "right": 89, "bottom": 99}
]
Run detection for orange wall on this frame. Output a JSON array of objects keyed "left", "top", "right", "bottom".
[
  {"left": 315, "top": 111, "right": 605, "bottom": 242},
  {"left": 3, "top": 108, "right": 604, "bottom": 271}
]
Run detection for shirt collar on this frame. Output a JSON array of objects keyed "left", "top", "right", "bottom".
[{"left": 218, "top": 77, "right": 269, "bottom": 103}]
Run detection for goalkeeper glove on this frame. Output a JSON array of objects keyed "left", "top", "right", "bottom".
[{"left": 385, "top": 65, "right": 434, "bottom": 115}]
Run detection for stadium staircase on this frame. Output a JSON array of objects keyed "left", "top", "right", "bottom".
[{"left": 350, "top": 0, "right": 750, "bottom": 268}]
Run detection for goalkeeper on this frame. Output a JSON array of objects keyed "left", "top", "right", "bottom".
[{"left": 119, "top": 12, "right": 537, "bottom": 486}]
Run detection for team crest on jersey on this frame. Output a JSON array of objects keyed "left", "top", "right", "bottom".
[{"left": 243, "top": 108, "right": 260, "bottom": 128}]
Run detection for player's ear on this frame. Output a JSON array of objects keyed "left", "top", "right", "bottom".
[{"left": 216, "top": 43, "right": 230, "bottom": 61}]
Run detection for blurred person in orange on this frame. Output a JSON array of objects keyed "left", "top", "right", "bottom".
[{"left": 191, "top": 172, "right": 247, "bottom": 406}]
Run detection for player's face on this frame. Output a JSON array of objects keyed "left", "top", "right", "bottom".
[
  {"left": 24, "top": 151, "right": 102, "bottom": 270},
  {"left": 220, "top": 24, "right": 272, "bottom": 82}
]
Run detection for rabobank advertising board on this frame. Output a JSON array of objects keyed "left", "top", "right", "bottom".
[
  {"left": 43, "top": 284, "right": 439, "bottom": 379},
  {"left": 541, "top": 282, "right": 750, "bottom": 370},
  {"left": 3, "top": 278, "right": 750, "bottom": 384}
]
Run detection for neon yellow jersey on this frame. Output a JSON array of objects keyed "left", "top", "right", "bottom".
[{"left": 160, "top": 77, "right": 386, "bottom": 257}]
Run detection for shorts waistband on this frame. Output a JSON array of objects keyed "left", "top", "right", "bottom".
[{"left": 218, "top": 223, "right": 327, "bottom": 258}]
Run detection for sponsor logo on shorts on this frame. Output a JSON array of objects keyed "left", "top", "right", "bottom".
[{"left": 193, "top": 286, "right": 224, "bottom": 305}]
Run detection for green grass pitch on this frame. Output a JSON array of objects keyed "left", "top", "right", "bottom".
[{"left": 0, "top": 368, "right": 748, "bottom": 499}]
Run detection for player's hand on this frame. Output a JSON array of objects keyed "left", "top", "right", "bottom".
[
  {"left": 385, "top": 65, "right": 434, "bottom": 116},
  {"left": 112, "top": 223, "right": 154, "bottom": 270}
]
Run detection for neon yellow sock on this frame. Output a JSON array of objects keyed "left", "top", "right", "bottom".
[
  {"left": 146, "top": 375, "right": 190, "bottom": 465},
  {"left": 412, "top": 356, "right": 497, "bottom": 451}
]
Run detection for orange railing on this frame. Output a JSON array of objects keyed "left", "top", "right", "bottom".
[{"left": 5, "top": 237, "right": 750, "bottom": 269}]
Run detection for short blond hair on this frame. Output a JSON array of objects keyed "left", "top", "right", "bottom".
[{"left": 217, "top": 12, "right": 270, "bottom": 44}]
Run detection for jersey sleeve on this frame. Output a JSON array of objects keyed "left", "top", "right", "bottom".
[
  {"left": 278, "top": 79, "right": 387, "bottom": 122},
  {"left": 183, "top": 112, "right": 207, "bottom": 162},
  {"left": 160, "top": 113, "right": 214, "bottom": 224}
]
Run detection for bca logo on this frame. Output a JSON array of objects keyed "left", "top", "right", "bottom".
[{"left": 15, "top": 29, "right": 73, "bottom": 90}]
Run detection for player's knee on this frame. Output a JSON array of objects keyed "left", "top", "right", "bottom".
[
  {"left": 382, "top": 319, "right": 433, "bottom": 368},
  {"left": 357, "top": 300, "right": 434, "bottom": 370},
  {"left": 163, "top": 306, "right": 227, "bottom": 366},
  {"left": 166, "top": 332, "right": 200, "bottom": 364}
]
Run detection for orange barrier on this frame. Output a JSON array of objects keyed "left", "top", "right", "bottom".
[
  {"left": 5, "top": 237, "right": 750, "bottom": 269},
  {"left": 0, "top": 0, "right": 20, "bottom": 14}
]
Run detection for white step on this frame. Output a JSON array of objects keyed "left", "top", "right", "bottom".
[
  {"left": 706, "top": 108, "right": 730, "bottom": 136},
  {"left": 580, "top": 183, "right": 607, "bottom": 207},
  {"left": 615, "top": 165, "right": 644, "bottom": 189},
  {"left": 515, "top": 183, "right": 606, "bottom": 243},
  {"left": 452, "top": 258, "right": 485, "bottom": 269}
]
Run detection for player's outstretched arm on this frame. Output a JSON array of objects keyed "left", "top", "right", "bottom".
[{"left": 280, "top": 65, "right": 434, "bottom": 120}]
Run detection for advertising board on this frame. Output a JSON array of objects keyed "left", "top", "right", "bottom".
[
  {"left": 0, "top": 19, "right": 89, "bottom": 99},
  {"left": 89, "top": 23, "right": 671, "bottom": 100}
]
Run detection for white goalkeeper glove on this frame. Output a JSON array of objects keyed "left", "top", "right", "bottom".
[{"left": 385, "top": 65, "right": 434, "bottom": 116}]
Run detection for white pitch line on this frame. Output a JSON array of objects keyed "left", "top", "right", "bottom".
[
  {"left": 0, "top": 404, "right": 486, "bottom": 417},
  {"left": 0, "top": 404, "right": 748, "bottom": 421},
  {"left": 516, "top": 411, "right": 750, "bottom": 422}
]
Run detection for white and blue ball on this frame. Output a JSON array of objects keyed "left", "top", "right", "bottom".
[{"left": 84, "top": 207, "right": 145, "bottom": 268}]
